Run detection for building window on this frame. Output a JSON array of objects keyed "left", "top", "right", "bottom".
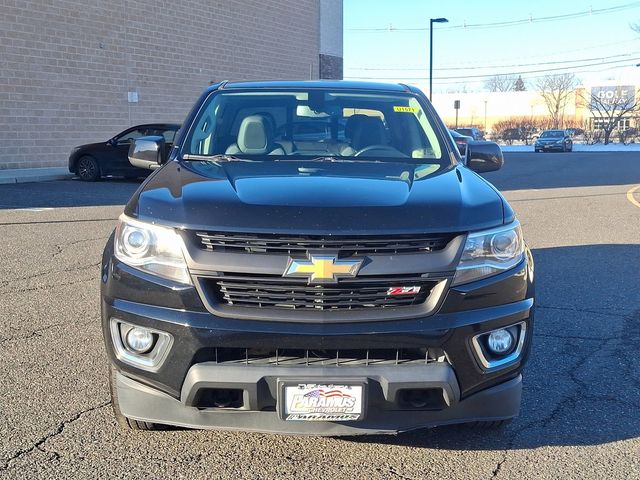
[{"left": 591, "top": 117, "right": 631, "bottom": 131}]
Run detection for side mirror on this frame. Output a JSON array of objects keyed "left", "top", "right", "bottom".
[
  {"left": 128, "top": 136, "right": 166, "bottom": 170},
  {"left": 466, "top": 141, "right": 503, "bottom": 173},
  {"left": 107, "top": 138, "right": 116, "bottom": 146}
]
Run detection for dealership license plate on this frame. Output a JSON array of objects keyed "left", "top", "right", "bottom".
[{"left": 283, "top": 384, "right": 364, "bottom": 421}]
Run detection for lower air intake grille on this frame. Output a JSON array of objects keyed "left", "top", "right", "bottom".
[
  {"left": 209, "top": 347, "right": 447, "bottom": 367},
  {"left": 203, "top": 273, "right": 437, "bottom": 311}
]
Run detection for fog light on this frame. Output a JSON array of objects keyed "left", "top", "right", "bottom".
[
  {"left": 125, "top": 327, "right": 154, "bottom": 354},
  {"left": 486, "top": 329, "right": 514, "bottom": 354}
]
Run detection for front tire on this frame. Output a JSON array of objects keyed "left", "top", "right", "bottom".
[
  {"left": 109, "top": 365, "right": 167, "bottom": 431},
  {"left": 77, "top": 156, "right": 100, "bottom": 181}
]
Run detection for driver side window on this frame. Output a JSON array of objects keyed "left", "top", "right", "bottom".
[{"left": 115, "top": 128, "right": 148, "bottom": 145}]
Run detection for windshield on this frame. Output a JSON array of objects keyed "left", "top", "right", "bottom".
[
  {"left": 183, "top": 89, "right": 446, "bottom": 162},
  {"left": 540, "top": 130, "right": 564, "bottom": 138}
]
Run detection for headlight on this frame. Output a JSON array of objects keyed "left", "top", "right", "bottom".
[
  {"left": 453, "top": 221, "right": 525, "bottom": 285},
  {"left": 114, "top": 214, "right": 191, "bottom": 284}
]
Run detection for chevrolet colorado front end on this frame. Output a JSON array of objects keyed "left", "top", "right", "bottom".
[{"left": 101, "top": 80, "right": 534, "bottom": 435}]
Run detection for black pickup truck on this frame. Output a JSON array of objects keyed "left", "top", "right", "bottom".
[{"left": 101, "top": 80, "right": 534, "bottom": 435}]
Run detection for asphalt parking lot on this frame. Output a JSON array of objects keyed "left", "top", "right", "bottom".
[{"left": 1, "top": 151, "right": 639, "bottom": 479}]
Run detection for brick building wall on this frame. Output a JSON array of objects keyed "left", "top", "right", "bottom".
[{"left": 0, "top": 0, "right": 340, "bottom": 169}]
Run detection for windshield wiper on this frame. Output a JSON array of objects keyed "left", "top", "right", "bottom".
[
  {"left": 283, "top": 156, "right": 381, "bottom": 163},
  {"left": 305, "top": 156, "right": 349, "bottom": 162},
  {"left": 181, "top": 154, "right": 255, "bottom": 162}
]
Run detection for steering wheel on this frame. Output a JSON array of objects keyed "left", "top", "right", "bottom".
[{"left": 354, "top": 145, "right": 402, "bottom": 157}]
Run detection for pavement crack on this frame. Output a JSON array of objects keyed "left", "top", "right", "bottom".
[
  {"left": 536, "top": 304, "right": 632, "bottom": 319},
  {"left": 0, "top": 218, "right": 118, "bottom": 227},
  {"left": 0, "top": 262, "right": 100, "bottom": 287},
  {"left": 490, "top": 451, "right": 508, "bottom": 478},
  {"left": 0, "top": 322, "right": 65, "bottom": 345},
  {"left": 0, "top": 401, "right": 111, "bottom": 471},
  {"left": 388, "top": 466, "right": 418, "bottom": 480},
  {"left": 509, "top": 333, "right": 628, "bottom": 443},
  {"left": 52, "top": 236, "right": 107, "bottom": 259},
  {"left": 534, "top": 332, "right": 619, "bottom": 342},
  {"left": 1, "top": 277, "right": 96, "bottom": 295},
  {"left": 0, "top": 262, "right": 100, "bottom": 294}
]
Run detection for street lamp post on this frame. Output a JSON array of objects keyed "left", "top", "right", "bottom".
[
  {"left": 484, "top": 100, "right": 488, "bottom": 132},
  {"left": 429, "top": 17, "right": 448, "bottom": 102}
]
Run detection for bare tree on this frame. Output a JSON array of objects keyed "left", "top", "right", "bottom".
[
  {"left": 484, "top": 74, "right": 517, "bottom": 92},
  {"left": 536, "top": 73, "right": 578, "bottom": 129},
  {"left": 581, "top": 86, "right": 640, "bottom": 144}
]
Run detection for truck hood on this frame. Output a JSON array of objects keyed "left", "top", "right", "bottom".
[{"left": 126, "top": 160, "right": 506, "bottom": 234}]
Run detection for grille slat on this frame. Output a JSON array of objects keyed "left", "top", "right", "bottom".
[
  {"left": 213, "top": 274, "right": 428, "bottom": 286},
  {"left": 220, "top": 290, "right": 403, "bottom": 301},
  {"left": 205, "top": 273, "right": 436, "bottom": 311},
  {"left": 196, "top": 232, "right": 454, "bottom": 255},
  {"left": 221, "top": 296, "right": 417, "bottom": 308},
  {"left": 211, "top": 347, "right": 447, "bottom": 367}
]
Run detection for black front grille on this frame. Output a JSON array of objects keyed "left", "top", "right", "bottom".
[
  {"left": 204, "top": 273, "right": 437, "bottom": 311},
  {"left": 195, "top": 231, "right": 454, "bottom": 255},
  {"left": 208, "top": 346, "right": 447, "bottom": 367}
]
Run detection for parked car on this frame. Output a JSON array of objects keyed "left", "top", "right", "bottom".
[
  {"left": 68, "top": 124, "right": 180, "bottom": 181},
  {"left": 565, "top": 128, "right": 584, "bottom": 137},
  {"left": 534, "top": 130, "right": 572, "bottom": 152},
  {"left": 104, "top": 80, "right": 533, "bottom": 435},
  {"left": 501, "top": 128, "right": 521, "bottom": 145},
  {"left": 455, "top": 127, "right": 484, "bottom": 141},
  {"left": 449, "top": 129, "right": 473, "bottom": 156}
]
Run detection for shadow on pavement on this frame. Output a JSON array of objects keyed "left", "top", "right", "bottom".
[
  {"left": 483, "top": 151, "right": 640, "bottom": 191},
  {"left": 0, "top": 178, "right": 141, "bottom": 209},
  {"left": 347, "top": 244, "right": 639, "bottom": 449},
  {"left": 3, "top": 152, "right": 639, "bottom": 209}
]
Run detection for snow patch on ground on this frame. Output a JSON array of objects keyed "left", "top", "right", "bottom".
[{"left": 500, "top": 143, "right": 640, "bottom": 152}]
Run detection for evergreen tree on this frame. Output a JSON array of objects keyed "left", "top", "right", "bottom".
[{"left": 514, "top": 75, "right": 526, "bottom": 91}]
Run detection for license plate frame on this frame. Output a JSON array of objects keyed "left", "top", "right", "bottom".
[{"left": 278, "top": 379, "right": 367, "bottom": 422}]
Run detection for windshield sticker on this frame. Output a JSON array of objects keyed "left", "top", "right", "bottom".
[{"left": 393, "top": 106, "right": 418, "bottom": 113}]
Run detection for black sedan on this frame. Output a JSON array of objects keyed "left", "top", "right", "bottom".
[
  {"left": 449, "top": 129, "right": 473, "bottom": 156},
  {"left": 534, "top": 129, "right": 572, "bottom": 152},
  {"left": 68, "top": 123, "right": 180, "bottom": 181},
  {"left": 455, "top": 127, "right": 484, "bottom": 141}
]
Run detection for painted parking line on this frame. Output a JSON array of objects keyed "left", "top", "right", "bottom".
[{"left": 627, "top": 185, "right": 640, "bottom": 208}]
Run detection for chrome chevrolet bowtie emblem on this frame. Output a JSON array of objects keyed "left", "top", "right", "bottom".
[{"left": 283, "top": 255, "right": 363, "bottom": 284}]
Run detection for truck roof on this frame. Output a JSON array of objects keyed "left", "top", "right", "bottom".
[{"left": 211, "top": 80, "right": 412, "bottom": 93}]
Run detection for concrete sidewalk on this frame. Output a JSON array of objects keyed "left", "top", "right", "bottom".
[{"left": 0, "top": 167, "right": 72, "bottom": 184}]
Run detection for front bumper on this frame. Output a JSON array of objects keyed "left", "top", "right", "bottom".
[
  {"left": 535, "top": 143, "right": 564, "bottom": 151},
  {"left": 102, "top": 239, "right": 534, "bottom": 434},
  {"left": 114, "top": 366, "right": 522, "bottom": 435}
]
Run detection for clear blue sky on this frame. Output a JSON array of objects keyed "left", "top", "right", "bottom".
[{"left": 343, "top": 0, "right": 640, "bottom": 92}]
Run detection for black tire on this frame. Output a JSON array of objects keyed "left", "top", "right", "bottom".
[
  {"left": 466, "top": 419, "right": 512, "bottom": 429},
  {"left": 77, "top": 156, "right": 100, "bottom": 181},
  {"left": 109, "top": 365, "right": 167, "bottom": 431}
]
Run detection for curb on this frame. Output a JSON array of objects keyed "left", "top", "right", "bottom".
[{"left": 0, "top": 170, "right": 73, "bottom": 185}]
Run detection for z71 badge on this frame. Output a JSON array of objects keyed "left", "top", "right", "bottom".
[{"left": 387, "top": 286, "right": 421, "bottom": 296}]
